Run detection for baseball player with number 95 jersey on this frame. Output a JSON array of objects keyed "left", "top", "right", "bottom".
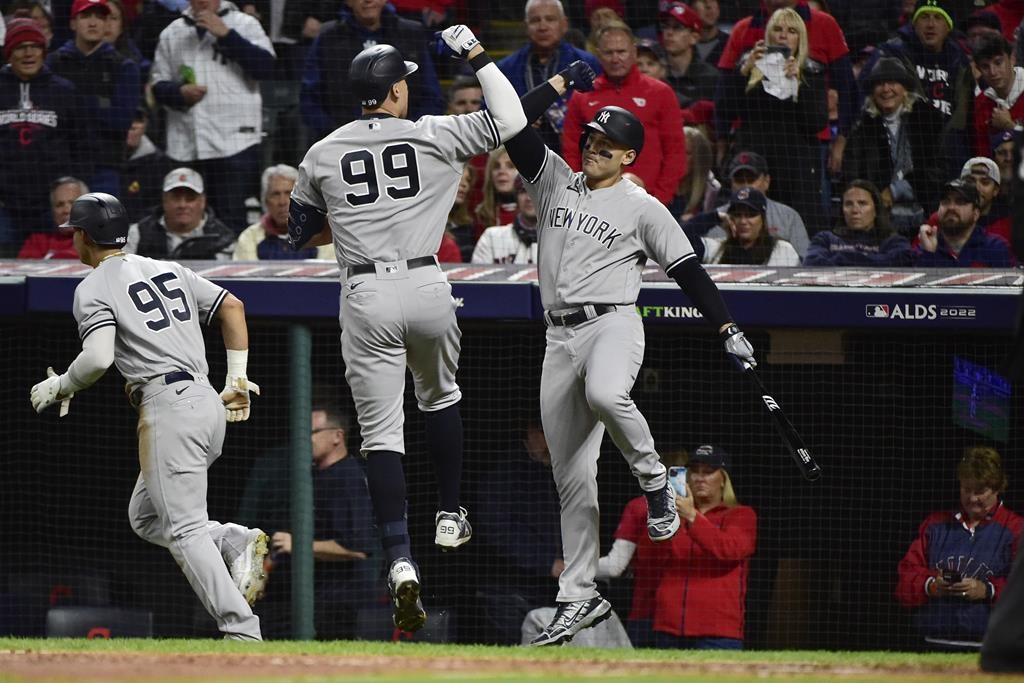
[
  {"left": 29, "top": 192, "right": 269, "bottom": 640},
  {"left": 287, "top": 27, "right": 528, "bottom": 632}
]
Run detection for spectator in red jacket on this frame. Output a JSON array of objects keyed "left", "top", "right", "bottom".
[
  {"left": 972, "top": 32, "right": 1024, "bottom": 158},
  {"left": 17, "top": 176, "right": 88, "bottom": 259},
  {"left": 561, "top": 21, "right": 687, "bottom": 204},
  {"left": 896, "top": 447, "right": 1023, "bottom": 650},
  {"left": 652, "top": 445, "right": 757, "bottom": 650},
  {"left": 987, "top": 0, "right": 1024, "bottom": 41}
]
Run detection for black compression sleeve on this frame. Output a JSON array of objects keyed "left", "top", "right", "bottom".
[
  {"left": 666, "top": 257, "right": 733, "bottom": 330},
  {"left": 505, "top": 124, "right": 547, "bottom": 182},
  {"left": 469, "top": 52, "right": 494, "bottom": 71},
  {"left": 522, "top": 82, "right": 561, "bottom": 123}
]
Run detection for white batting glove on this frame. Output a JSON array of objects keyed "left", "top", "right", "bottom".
[
  {"left": 720, "top": 324, "right": 756, "bottom": 371},
  {"left": 31, "top": 367, "right": 74, "bottom": 416},
  {"left": 439, "top": 25, "right": 480, "bottom": 57},
  {"left": 221, "top": 376, "right": 260, "bottom": 423}
]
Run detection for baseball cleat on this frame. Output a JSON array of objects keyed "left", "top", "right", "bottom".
[
  {"left": 388, "top": 557, "right": 426, "bottom": 632},
  {"left": 647, "top": 483, "right": 680, "bottom": 542},
  {"left": 529, "top": 597, "right": 612, "bottom": 647},
  {"left": 434, "top": 506, "right": 472, "bottom": 550},
  {"left": 230, "top": 529, "right": 269, "bottom": 606}
]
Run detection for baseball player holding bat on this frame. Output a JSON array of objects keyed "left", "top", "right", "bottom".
[
  {"left": 288, "top": 27, "right": 527, "bottom": 631},
  {"left": 29, "top": 193, "right": 268, "bottom": 640},
  {"left": 504, "top": 70, "right": 757, "bottom": 646}
]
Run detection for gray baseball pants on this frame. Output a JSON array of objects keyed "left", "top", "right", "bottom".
[
  {"left": 540, "top": 306, "right": 667, "bottom": 603},
  {"left": 127, "top": 376, "right": 261, "bottom": 640}
]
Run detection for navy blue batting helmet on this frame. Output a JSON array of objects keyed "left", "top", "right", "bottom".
[
  {"left": 349, "top": 44, "right": 418, "bottom": 108},
  {"left": 580, "top": 106, "right": 645, "bottom": 165},
  {"left": 59, "top": 192, "right": 129, "bottom": 247}
]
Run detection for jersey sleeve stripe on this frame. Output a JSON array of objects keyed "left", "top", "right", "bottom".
[
  {"left": 81, "top": 319, "right": 116, "bottom": 341},
  {"left": 664, "top": 252, "right": 697, "bottom": 276},
  {"left": 205, "top": 288, "right": 229, "bottom": 326},
  {"left": 525, "top": 150, "right": 548, "bottom": 185},
  {"left": 483, "top": 110, "right": 500, "bottom": 150}
]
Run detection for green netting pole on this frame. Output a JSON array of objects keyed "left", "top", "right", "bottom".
[{"left": 289, "top": 323, "right": 315, "bottom": 640}]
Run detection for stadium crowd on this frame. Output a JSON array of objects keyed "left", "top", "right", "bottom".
[
  {"left": 1, "top": 0, "right": 1023, "bottom": 266},
  {"left": 2, "top": 0, "right": 1023, "bottom": 656}
]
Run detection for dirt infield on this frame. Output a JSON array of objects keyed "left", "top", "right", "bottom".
[{"left": 0, "top": 649, "right": 1009, "bottom": 683}]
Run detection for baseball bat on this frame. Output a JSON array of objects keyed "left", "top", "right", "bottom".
[{"left": 746, "top": 367, "right": 822, "bottom": 481}]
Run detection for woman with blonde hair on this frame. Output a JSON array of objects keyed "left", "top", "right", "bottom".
[
  {"left": 714, "top": 7, "right": 828, "bottom": 231},
  {"left": 473, "top": 147, "right": 519, "bottom": 240},
  {"left": 678, "top": 126, "right": 719, "bottom": 221},
  {"left": 652, "top": 445, "right": 757, "bottom": 649}
]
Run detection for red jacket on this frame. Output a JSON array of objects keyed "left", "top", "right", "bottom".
[
  {"left": 653, "top": 504, "right": 757, "bottom": 640},
  {"left": 437, "top": 231, "right": 462, "bottom": 263},
  {"left": 973, "top": 82, "right": 1024, "bottom": 156},
  {"left": 612, "top": 496, "right": 672, "bottom": 621},
  {"left": 990, "top": 0, "right": 1024, "bottom": 41},
  {"left": 561, "top": 65, "right": 687, "bottom": 205},
  {"left": 18, "top": 233, "right": 77, "bottom": 260}
]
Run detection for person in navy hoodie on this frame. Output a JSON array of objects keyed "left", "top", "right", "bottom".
[
  {"left": 47, "top": 0, "right": 141, "bottom": 197},
  {"left": 497, "top": 0, "right": 601, "bottom": 154},
  {"left": 0, "top": 17, "right": 86, "bottom": 255},
  {"left": 805, "top": 180, "right": 912, "bottom": 266},
  {"left": 914, "top": 178, "right": 1017, "bottom": 267},
  {"left": 897, "top": 447, "right": 1023, "bottom": 651},
  {"left": 300, "top": 0, "right": 444, "bottom": 141}
]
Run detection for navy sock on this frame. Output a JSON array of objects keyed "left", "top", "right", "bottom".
[
  {"left": 424, "top": 404, "right": 463, "bottom": 512},
  {"left": 365, "top": 451, "right": 412, "bottom": 563}
]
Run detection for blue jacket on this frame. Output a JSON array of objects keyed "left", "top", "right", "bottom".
[
  {"left": 300, "top": 3, "right": 444, "bottom": 137},
  {"left": 47, "top": 40, "right": 141, "bottom": 168},
  {"left": 913, "top": 226, "right": 1017, "bottom": 268},
  {"left": 804, "top": 229, "right": 912, "bottom": 266},
  {"left": 897, "top": 503, "right": 1023, "bottom": 643},
  {"left": 497, "top": 41, "right": 600, "bottom": 151}
]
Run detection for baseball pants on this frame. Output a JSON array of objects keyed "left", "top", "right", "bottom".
[
  {"left": 340, "top": 260, "right": 462, "bottom": 455},
  {"left": 540, "top": 305, "right": 667, "bottom": 603},
  {"left": 127, "top": 376, "right": 261, "bottom": 640}
]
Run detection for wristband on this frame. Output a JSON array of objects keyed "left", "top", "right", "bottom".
[
  {"left": 469, "top": 52, "right": 493, "bottom": 72},
  {"left": 226, "top": 348, "right": 248, "bottom": 379}
]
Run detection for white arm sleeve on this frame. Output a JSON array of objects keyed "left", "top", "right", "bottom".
[
  {"left": 61, "top": 325, "right": 116, "bottom": 394},
  {"left": 596, "top": 538, "right": 637, "bottom": 579},
  {"left": 477, "top": 61, "right": 527, "bottom": 143}
]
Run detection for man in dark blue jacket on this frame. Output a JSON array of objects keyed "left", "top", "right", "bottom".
[
  {"left": 915, "top": 178, "right": 1017, "bottom": 267},
  {"left": 497, "top": 0, "right": 600, "bottom": 154},
  {"left": 47, "top": 0, "right": 141, "bottom": 197},
  {"left": 300, "top": 0, "right": 444, "bottom": 140},
  {"left": 0, "top": 18, "right": 86, "bottom": 255}
]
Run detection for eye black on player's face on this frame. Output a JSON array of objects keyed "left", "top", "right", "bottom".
[{"left": 582, "top": 132, "right": 635, "bottom": 178}]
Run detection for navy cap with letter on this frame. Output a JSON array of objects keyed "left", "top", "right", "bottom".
[
  {"left": 727, "top": 187, "right": 768, "bottom": 214},
  {"left": 59, "top": 192, "right": 129, "bottom": 247}
]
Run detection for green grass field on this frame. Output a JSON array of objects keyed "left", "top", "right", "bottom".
[{"left": 2, "top": 638, "right": 1020, "bottom": 683}]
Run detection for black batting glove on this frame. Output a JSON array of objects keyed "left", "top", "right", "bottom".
[
  {"left": 558, "top": 60, "right": 597, "bottom": 92},
  {"left": 721, "top": 324, "right": 756, "bottom": 371}
]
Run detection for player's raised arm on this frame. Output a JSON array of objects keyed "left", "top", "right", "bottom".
[
  {"left": 437, "top": 25, "right": 527, "bottom": 142},
  {"left": 504, "top": 61, "right": 597, "bottom": 182},
  {"left": 215, "top": 292, "right": 261, "bottom": 422}
]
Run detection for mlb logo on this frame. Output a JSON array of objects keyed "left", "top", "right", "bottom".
[{"left": 865, "top": 304, "right": 889, "bottom": 318}]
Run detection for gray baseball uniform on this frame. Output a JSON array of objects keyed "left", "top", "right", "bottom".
[
  {"left": 291, "top": 111, "right": 500, "bottom": 454},
  {"left": 74, "top": 253, "right": 261, "bottom": 639},
  {"left": 524, "top": 150, "right": 697, "bottom": 603}
]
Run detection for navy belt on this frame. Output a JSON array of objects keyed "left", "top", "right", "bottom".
[
  {"left": 348, "top": 255, "right": 438, "bottom": 276},
  {"left": 545, "top": 304, "right": 617, "bottom": 327},
  {"left": 130, "top": 371, "right": 194, "bottom": 407}
]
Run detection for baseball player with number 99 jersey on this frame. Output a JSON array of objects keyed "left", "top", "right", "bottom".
[
  {"left": 29, "top": 192, "right": 269, "bottom": 640},
  {"left": 288, "top": 28, "right": 527, "bottom": 632}
]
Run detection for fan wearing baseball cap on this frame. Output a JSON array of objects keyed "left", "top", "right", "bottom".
[
  {"left": 959, "top": 156, "right": 1010, "bottom": 243},
  {"left": 46, "top": 0, "right": 141, "bottom": 198},
  {"left": 0, "top": 16, "right": 86, "bottom": 254},
  {"left": 915, "top": 177, "right": 1016, "bottom": 267},
  {"left": 658, "top": 3, "right": 717, "bottom": 116},
  {"left": 125, "top": 167, "right": 237, "bottom": 260},
  {"left": 701, "top": 187, "right": 800, "bottom": 266}
]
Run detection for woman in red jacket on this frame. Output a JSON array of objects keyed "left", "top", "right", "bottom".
[{"left": 652, "top": 444, "right": 757, "bottom": 649}]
